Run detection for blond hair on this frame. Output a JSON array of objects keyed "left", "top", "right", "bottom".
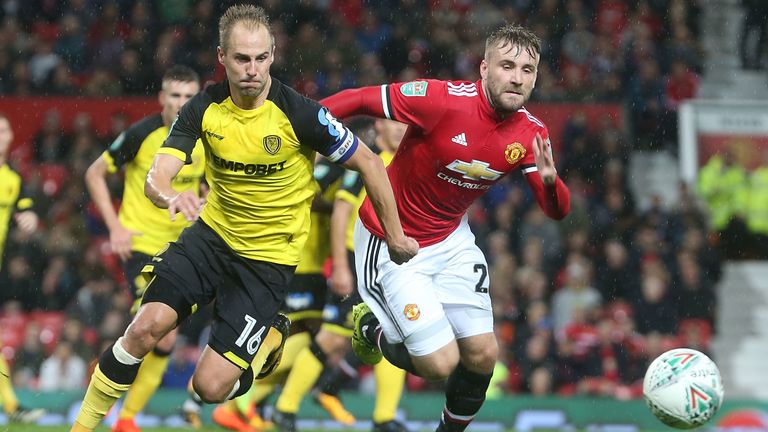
[
  {"left": 485, "top": 24, "right": 541, "bottom": 61},
  {"left": 219, "top": 4, "right": 273, "bottom": 52}
]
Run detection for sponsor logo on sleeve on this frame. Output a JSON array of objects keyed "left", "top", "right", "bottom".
[{"left": 400, "top": 81, "right": 428, "bottom": 97}]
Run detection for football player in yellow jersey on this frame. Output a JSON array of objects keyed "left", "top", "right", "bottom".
[
  {"left": 70, "top": 5, "right": 417, "bottom": 432},
  {"left": 0, "top": 113, "right": 45, "bottom": 424},
  {"left": 272, "top": 119, "right": 410, "bottom": 432},
  {"left": 84, "top": 65, "right": 205, "bottom": 432},
  {"left": 207, "top": 162, "right": 346, "bottom": 432}
]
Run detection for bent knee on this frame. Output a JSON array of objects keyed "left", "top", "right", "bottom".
[
  {"left": 192, "top": 376, "right": 235, "bottom": 404},
  {"left": 416, "top": 353, "right": 459, "bottom": 381},
  {"left": 461, "top": 342, "right": 498, "bottom": 373}
]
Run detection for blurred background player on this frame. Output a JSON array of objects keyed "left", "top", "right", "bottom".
[
  {"left": 271, "top": 119, "right": 409, "bottom": 432},
  {"left": 83, "top": 65, "right": 204, "bottom": 432},
  {"left": 0, "top": 113, "right": 44, "bottom": 424},
  {"left": 204, "top": 158, "right": 346, "bottom": 432}
]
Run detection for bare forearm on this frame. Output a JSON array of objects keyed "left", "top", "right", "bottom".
[
  {"left": 85, "top": 165, "right": 121, "bottom": 230},
  {"left": 145, "top": 170, "right": 178, "bottom": 209},
  {"left": 331, "top": 199, "right": 354, "bottom": 268}
]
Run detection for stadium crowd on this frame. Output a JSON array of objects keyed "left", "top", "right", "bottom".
[{"left": 0, "top": 0, "right": 718, "bottom": 401}]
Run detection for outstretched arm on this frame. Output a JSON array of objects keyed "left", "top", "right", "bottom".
[
  {"left": 145, "top": 154, "right": 203, "bottom": 222},
  {"left": 321, "top": 86, "right": 386, "bottom": 120},
  {"left": 341, "top": 144, "right": 418, "bottom": 264}
]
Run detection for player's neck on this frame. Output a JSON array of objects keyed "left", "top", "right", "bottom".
[
  {"left": 480, "top": 80, "right": 513, "bottom": 121},
  {"left": 230, "top": 76, "right": 272, "bottom": 110}
]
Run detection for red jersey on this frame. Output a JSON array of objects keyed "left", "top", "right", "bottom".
[{"left": 322, "top": 79, "right": 570, "bottom": 247}]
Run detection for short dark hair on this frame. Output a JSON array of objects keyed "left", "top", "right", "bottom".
[
  {"left": 219, "top": 4, "right": 273, "bottom": 52},
  {"left": 162, "top": 65, "right": 200, "bottom": 85},
  {"left": 485, "top": 24, "right": 542, "bottom": 61}
]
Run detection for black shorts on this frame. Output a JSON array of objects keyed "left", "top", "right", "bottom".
[
  {"left": 124, "top": 251, "right": 153, "bottom": 297},
  {"left": 321, "top": 250, "right": 360, "bottom": 335},
  {"left": 283, "top": 273, "right": 326, "bottom": 334},
  {"left": 141, "top": 220, "right": 294, "bottom": 369}
]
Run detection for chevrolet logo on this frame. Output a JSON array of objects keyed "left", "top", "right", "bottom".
[{"left": 446, "top": 159, "right": 502, "bottom": 181}]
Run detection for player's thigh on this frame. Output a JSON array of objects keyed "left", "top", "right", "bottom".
[
  {"left": 140, "top": 222, "right": 228, "bottom": 324},
  {"left": 456, "top": 332, "right": 498, "bottom": 374},
  {"left": 354, "top": 220, "right": 454, "bottom": 357},
  {"left": 283, "top": 272, "right": 325, "bottom": 335},
  {"left": 208, "top": 258, "right": 293, "bottom": 371},
  {"left": 433, "top": 227, "right": 493, "bottom": 341}
]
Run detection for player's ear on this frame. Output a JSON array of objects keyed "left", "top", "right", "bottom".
[
  {"left": 217, "top": 46, "right": 225, "bottom": 65},
  {"left": 479, "top": 59, "right": 489, "bottom": 80}
]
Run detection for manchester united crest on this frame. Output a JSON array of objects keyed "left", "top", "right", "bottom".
[
  {"left": 263, "top": 135, "right": 282, "bottom": 155},
  {"left": 403, "top": 304, "right": 421, "bottom": 321},
  {"left": 504, "top": 142, "right": 526, "bottom": 165}
]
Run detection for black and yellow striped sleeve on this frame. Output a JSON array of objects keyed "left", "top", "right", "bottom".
[
  {"left": 161, "top": 91, "right": 212, "bottom": 163},
  {"left": 274, "top": 82, "right": 359, "bottom": 164},
  {"left": 105, "top": 114, "right": 163, "bottom": 172}
]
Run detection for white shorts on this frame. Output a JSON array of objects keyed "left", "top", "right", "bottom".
[{"left": 353, "top": 218, "right": 493, "bottom": 357}]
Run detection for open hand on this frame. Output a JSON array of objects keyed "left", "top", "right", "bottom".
[
  {"left": 110, "top": 223, "right": 142, "bottom": 261},
  {"left": 532, "top": 133, "right": 557, "bottom": 185},
  {"left": 168, "top": 190, "right": 205, "bottom": 222}
]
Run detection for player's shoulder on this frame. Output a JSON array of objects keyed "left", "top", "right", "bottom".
[
  {"left": 444, "top": 79, "right": 480, "bottom": 99},
  {"left": 268, "top": 78, "right": 323, "bottom": 118},
  {"left": 125, "top": 113, "right": 164, "bottom": 139},
  {"left": 201, "top": 80, "right": 228, "bottom": 104},
  {"left": 0, "top": 163, "right": 21, "bottom": 181},
  {"left": 515, "top": 106, "right": 548, "bottom": 132}
]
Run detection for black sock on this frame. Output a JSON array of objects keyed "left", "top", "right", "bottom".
[
  {"left": 309, "top": 339, "right": 329, "bottom": 364},
  {"left": 437, "top": 363, "right": 493, "bottom": 432},
  {"left": 379, "top": 337, "right": 417, "bottom": 376},
  {"left": 98, "top": 342, "right": 142, "bottom": 385},
  {"left": 363, "top": 318, "right": 417, "bottom": 375},
  {"left": 229, "top": 365, "right": 254, "bottom": 400},
  {"left": 318, "top": 351, "right": 360, "bottom": 396}
]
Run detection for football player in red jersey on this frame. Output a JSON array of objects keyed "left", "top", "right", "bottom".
[{"left": 321, "top": 24, "right": 570, "bottom": 432}]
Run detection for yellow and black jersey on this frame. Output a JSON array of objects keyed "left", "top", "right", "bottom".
[
  {"left": 104, "top": 113, "right": 206, "bottom": 256},
  {"left": 336, "top": 146, "right": 394, "bottom": 251},
  {"left": 159, "top": 78, "right": 360, "bottom": 265},
  {"left": 0, "top": 163, "right": 33, "bottom": 265},
  {"left": 295, "top": 161, "right": 345, "bottom": 275}
]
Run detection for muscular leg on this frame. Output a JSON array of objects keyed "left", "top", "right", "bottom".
[
  {"left": 437, "top": 333, "right": 497, "bottom": 432},
  {"left": 71, "top": 301, "right": 178, "bottom": 432}
]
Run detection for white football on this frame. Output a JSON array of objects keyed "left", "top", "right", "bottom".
[{"left": 643, "top": 348, "right": 724, "bottom": 429}]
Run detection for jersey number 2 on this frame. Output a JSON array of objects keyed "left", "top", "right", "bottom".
[
  {"left": 474, "top": 264, "right": 488, "bottom": 293},
  {"left": 235, "top": 315, "right": 266, "bottom": 355}
]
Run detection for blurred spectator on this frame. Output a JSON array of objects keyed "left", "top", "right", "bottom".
[
  {"left": 551, "top": 257, "right": 601, "bottom": 334},
  {"left": 633, "top": 269, "right": 678, "bottom": 335},
  {"left": 12, "top": 321, "right": 46, "bottom": 387},
  {"left": 697, "top": 151, "right": 751, "bottom": 259},
  {"left": 33, "top": 109, "right": 71, "bottom": 163},
  {"left": 38, "top": 340, "right": 87, "bottom": 391},
  {"left": 739, "top": 0, "right": 768, "bottom": 70}
]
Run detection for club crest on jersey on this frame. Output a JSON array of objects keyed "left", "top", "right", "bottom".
[
  {"left": 263, "top": 135, "right": 282, "bottom": 155},
  {"left": 504, "top": 142, "right": 526, "bottom": 165},
  {"left": 400, "top": 81, "right": 428, "bottom": 97},
  {"left": 404, "top": 304, "right": 421, "bottom": 321}
]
